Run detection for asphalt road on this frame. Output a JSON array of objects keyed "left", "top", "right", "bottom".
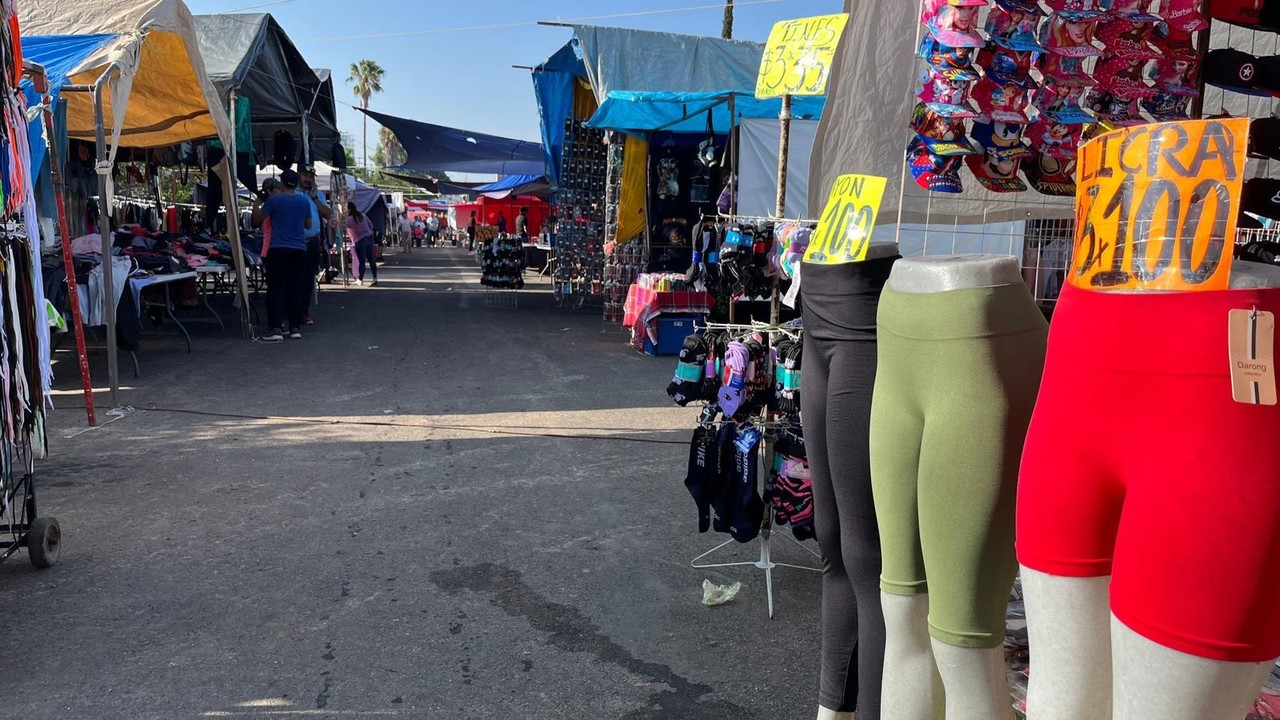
[{"left": 0, "top": 247, "right": 824, "bottom": 720}]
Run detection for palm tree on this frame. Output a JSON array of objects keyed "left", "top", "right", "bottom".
[
  {"left": 347, "top": 59, "right": 386, "bottom": 172},
  {"left": 722, "top": 0, "right": 734, "bottom": 39}
]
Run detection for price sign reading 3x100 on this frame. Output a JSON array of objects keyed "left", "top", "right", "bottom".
[{"left": 806, "top": 174, "right": 887, "bottom": 266}]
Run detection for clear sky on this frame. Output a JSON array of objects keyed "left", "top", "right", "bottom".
[{"left": 184, "top": 0, "right": 842, "bottom": 164}]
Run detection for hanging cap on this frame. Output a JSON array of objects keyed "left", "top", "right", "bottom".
[
  {"left": 922, "top": 0, "right": 986, "bottom": 48},
  {"left": 1204, "top": 48, "right": 1267, "bottom": 96},
  {"left": 1249, "top": 118, "right": 1280, "bottom": 161},
  {"left": 906, "top": 137, "right": 965, "bottom": 194},
  {"left": 1022, "top": 152, "right": 1078, "bottom": 196},
  {"left": 1164, "top": 0, "right": 1211, "bottom": 31}
]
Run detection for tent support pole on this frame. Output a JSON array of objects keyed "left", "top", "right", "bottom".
[
  {"left": 225, "top": 89, "right": 254, "bottom": 338},
  {"left": 772, "top": 92, "right": 791, "bottom": 326},
  {"left": 29, "top": 64, "right": 96, "bottom": 426},
  {"left": 89, "top": 65, "right": 122, "bottom": 406}
]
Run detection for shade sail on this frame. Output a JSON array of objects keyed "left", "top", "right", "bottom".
[
  {"left": 193, "top": 13, "right": 340, "bottom": 158},
  {"left": 361, "top": 107, "right": 544, "bottom": 176},
  {"left": 22, "top": 0, "right": 234, "bottom": 150}
]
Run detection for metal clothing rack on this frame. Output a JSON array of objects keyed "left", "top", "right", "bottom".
[{"left": 689, "top": 318, "right": 820, "bottom": 619}]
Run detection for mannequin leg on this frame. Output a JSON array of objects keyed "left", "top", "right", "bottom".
[
  {"left": 881, "top": 593, "right": 944, "bottom": 720},
  {"left": 803, "top": 336, "right": 886, "bottom": 718},
  {"left": 1113, "top": 615, "right": 1274, "bottom": 720},
  {"left": 931, "top": 640, "right": 1014, "bottom": 720},
  {"left": 1021, "top": 569, "right": 1113, "bottom": 720}
]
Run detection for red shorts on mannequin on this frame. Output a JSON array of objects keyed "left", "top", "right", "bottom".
[{"left": 1018, "top": 283, "right": 1280, "bottom": 663}]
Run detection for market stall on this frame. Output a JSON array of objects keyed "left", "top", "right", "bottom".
[
  {"left": 23, "top": 0, "right": 250, "bottom": 402},
  {"left": 531, "top": 25, "right": 827, "bottom": 320}
]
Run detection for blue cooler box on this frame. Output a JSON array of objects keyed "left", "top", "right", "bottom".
[{"left": 644, "top": 316, "right": 700, "bottom": 356}]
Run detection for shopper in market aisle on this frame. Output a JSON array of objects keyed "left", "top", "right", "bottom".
[
  {"left": 516, "top": 206, "right": 529, "bottom": 242},
  {"left": 412, "top": 216, "right": 425, "bottom": 248},
  {"left": 299, "top": 167, "right": 331, "bottom": 327},
  {"left": 346, "top": 201, "right": 378, "bottom": 286},
  {"left": 252, "top": 169, "right": 312, "bottom": 341},
  {"left": 467, "top": 211, "right": 478, "bottom": 251},
  {"left": 427, "top": 212, "right": 440, "bottom": 247},
  {"left": 496, "top": 211, "right": 507, "bottom": 234}
]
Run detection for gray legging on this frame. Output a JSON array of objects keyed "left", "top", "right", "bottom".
[
  {"left": 799, "top": 256, "right": 898, "bottom": 718},
  {"left": 355, "top": 235, "right": 378, "bottom": 281}
]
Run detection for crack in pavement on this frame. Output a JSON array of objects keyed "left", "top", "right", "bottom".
[{"left": 430, "top": 563, "right": 752, "bottom": 720}]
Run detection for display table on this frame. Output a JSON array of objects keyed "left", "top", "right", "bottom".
[
  {"left": 622, "top": 285, "right": 714, "bottom": 352},
  {"left": 523, "top": 244, "right": 552, "bottom": 275}
]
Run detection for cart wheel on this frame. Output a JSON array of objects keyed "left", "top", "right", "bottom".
[{"left": 27, "top": 517, "right": 60, "bottom": 569}]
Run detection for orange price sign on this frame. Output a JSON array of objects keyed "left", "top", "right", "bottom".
[{"left": 1071, "top": 118, "right": 1249, "bottom": 292}]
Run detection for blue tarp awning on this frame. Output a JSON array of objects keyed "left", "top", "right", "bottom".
[
  {"left": 532, "top": 25, "right": 828, "bottom": 185},
  {"left": 21, "top": 34, "right": 118, "bottom": 213},
  {"left": 361, "top": 107, "right": 544, "bottom": 176},
  {"left": 588, "top": 90, "right": 825, "bottom": 134}
]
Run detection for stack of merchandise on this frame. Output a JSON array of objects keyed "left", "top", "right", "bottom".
[
  {"left": 554, "top": 120, "right": 608, "bottom": 306},
  {"left": 479, "top": 234, "right": 525, "bottom": 290},
  {"left": 909, "top": 0, "right": 1208, "bottom": 197},
  {"left": 666, "top": 327, "right": 814, "bottom": 543}
]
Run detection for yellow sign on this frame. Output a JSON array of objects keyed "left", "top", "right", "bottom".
[
  {"left": 804, "top": 174, "right": 887, "bottom": 265},
  {"left": 756, "top": 14, "right": 850, "bottom": 99},
  {"left": 1071, "top": 118, "right": 1248, "bottom": 292}
]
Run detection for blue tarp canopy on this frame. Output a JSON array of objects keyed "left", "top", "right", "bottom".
[
  {"left": 532, "top": 25, "right": 826, "bottom": 184},
  {"left": 361, "top": 107, "right": 544, "bottom": 176},
  {"left": 589, "top": 90, "right": 824, "bottom": 134},
  {"left": 21, "top": 34, "right": 117, "bottom": 176}
]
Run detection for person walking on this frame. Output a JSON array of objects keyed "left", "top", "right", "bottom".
[
  {"left": 412, "top": 217, "right": 425, "bottom": 248},
  {"left": 496, "top": 212, "right": 508, "bottom": 234},
  {"left": 252, "top": 169, "right": 311, "bottom": 341},
  {"left": 515, "top": 206, "right": 529, "bottom": 242},
  {"left": 427, "top": 212, "right": 441, "bottom": 247},
  {"left": 467, "top": 211, "right": 477, "bottom": 251},
  {"left": 346, "top": 201, "right": 378, "bottom": 286},
  {"left": 299, "top": 167, "right": 331, "bottom": 326}
]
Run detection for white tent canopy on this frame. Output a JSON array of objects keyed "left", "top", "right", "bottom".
[{"left": 23, "top": 0, "right": 234, "bottom": 152}]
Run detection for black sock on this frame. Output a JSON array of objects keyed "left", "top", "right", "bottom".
[{"left": 683, "top": 426, "right": 717, "bottom": 533}]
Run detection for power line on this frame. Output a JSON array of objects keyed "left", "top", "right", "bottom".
[
  {"left": 297, "top": 0, "right": 790, "bottom": 43},
  {"left": 221, "top": 0, "right": 299, "bottom": 12}
]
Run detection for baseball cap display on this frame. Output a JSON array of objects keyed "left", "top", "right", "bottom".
[
  {"left": 1085, "top": 88, "right": 1146, "bottom": 124},
  {"left": 1025, "top": 118, "right": 1083, "bottom": 158},
  {"left": 911, "top": 103, "right": 980, "bottom": 156},
  {"left": 1097, "top": 17, "right": 1160, "bottom": 58},
  {"left": 1213, "top": 0, "right": 1265, "bottom": 27},
  {"left": 922, "top": 0, "right": 986, "bottom": 48},
  {"left": 1163, "top": 0, "right": 1211, "bottom": 31},
  {"left": 1141, "top": 89, "right": 1194, "bottom": 121},
  {"left": 1242, "top": 178, "right": 1280, "bottom": 222},
  {"left": 918, "top": 37, "right": 982, "bottom": 77},
  {"left": 967, "top": 119, "right": 1032, "bottom": 193},
  {"left": 1101, "top": 0, "right": 1161, "bottom": 20},
  {"left": 1022, "top": 151, "right": 1078, "bottom": 196},
  {"left": 1036, "top": 75, "right": 1096, "bottom": 123},
  {"left": 1249, "top": 118, "right": 1280, "bottom": 161},
  {"left": 973, "top": 74, "right": 1034, "bottom": 123},
  {"left": 1255, "top": 55, "right": 1280, "bottom": 97},
  {"left": 1149, "top": 55, "right": 1200, "bottom": 96},
  {"left": 1151, "top": 22, "right": 1197, "bottom": 59},
  {"left": 987, "top": 4, "right": 1045, "bottom": 51},
  {"left": 1205, "top": 48, "right": 1267, "bottom": 95},
  {"left": 1037, "top": 52, "right": 1091, "bottom": 82},
  {"left": 1040, "top": 11, "right": 1105, "bottom": 57},
  {"left": 918, "top": 69, "right": 980, "bottom": 117},
  {"left": 907, "top": 137, "right": 965, "bottom": 193},
  {"left": 1095, "top": 56, "right": 1160, "bottom": 98},
  {"left": 979, "top": 42, "right": 1038, "bottom": 81}
]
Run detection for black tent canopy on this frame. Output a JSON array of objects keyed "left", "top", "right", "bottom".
[{"left": 194, "top": 13, "right": 340, "bottom": 162}]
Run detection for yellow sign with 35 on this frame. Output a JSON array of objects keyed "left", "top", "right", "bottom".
[{"left": 756, "top": 14, "right": 850, "bottom": 99}]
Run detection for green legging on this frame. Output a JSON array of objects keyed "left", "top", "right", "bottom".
[{"left": 869, "top": 284, "right": 1047, "bottom": 648}]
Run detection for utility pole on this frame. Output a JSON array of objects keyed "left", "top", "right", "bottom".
[{"left": 722, "top": 0, "right": 734, "bottom": 39}]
